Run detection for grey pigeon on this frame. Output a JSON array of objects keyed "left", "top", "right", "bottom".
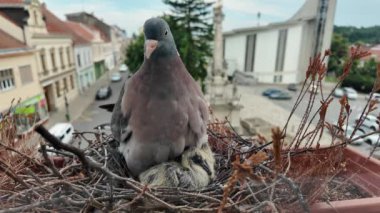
[{"left": 111, "top": 17, "right": 209, "bottom": 178}]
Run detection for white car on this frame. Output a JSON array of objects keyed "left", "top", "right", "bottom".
[
  {"left": 49, "top": 123, "right": 74, "bottom": 144},
  {"left": 342, "top": 87, "right": 358, "bottom": 100},
  {"left": 343, "top": 125, "right": 365, "bottom": 145},
  {"left": 333, "top": 88, "right": 344, "bottom": 98},
  {"left": 363, "top": 131, "right": 380, "bottom": 146},
  {"left": 365, "top": 93, "right": 380, "bottom": 102},
  {"left": 119, "top": 64, "right": 128, "bottom": 72},
  {"left": 355, "top": 114, "right": 379, "bottom": 131},
  {"left": 110, "top": 72, "right": 122, "bottom": 82}
]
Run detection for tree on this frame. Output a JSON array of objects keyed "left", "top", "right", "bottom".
[
  {"left": 125, "top": 33, "right": 144, "bottom": 73},
  {"left": 163, "top": 0, "right": 214, "bottom": 83},
  {"left": 328, "top": 33, "right": 349, "bottom": 75}
]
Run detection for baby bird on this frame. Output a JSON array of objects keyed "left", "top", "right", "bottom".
[{"left": 139, "top": 143, "right": 215, "bottom": 189}]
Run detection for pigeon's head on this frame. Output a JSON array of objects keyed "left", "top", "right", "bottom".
[{"left": 143, "top": 17, "right": 177, "bottom": 59}]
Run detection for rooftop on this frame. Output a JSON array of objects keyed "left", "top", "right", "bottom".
[
  {"left": 65, "top": 21, "right": 93, "bottom": 44},
  {"left": 41, "top": 5, "right": 71, "bottom": 37},
  {"left": 0, "top": 28, "right": 25, "bottom": 49}
]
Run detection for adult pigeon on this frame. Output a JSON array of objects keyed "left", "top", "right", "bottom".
[{"left": 111, "top": 17, "right": 210, "bottom": 178}]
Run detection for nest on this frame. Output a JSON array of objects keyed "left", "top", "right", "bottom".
[{"left": 0, "top": 46, "right": 376, "bottom": 212}]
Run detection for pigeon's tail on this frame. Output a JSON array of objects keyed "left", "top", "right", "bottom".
[{"left": 99, "top": 103, "right": 115, "bottom": 112}]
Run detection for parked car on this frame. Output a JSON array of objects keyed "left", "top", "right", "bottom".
[
  {"left": 343, "top": 125, "right": 365, "bottom": 145},
  {"left": 342, "top": 87, "right": 358, "bottom": 100},
  {"left": 355, "top": 114, "right": 379, "bottom": 131},
  {"left": 362, "top": 130, "right": 380, "bottom": 146},
  {"left": 49, "top": 123, "right": 74, "bottom": 144},
  {"left": 287, "top": 83, "right": 297, "bottom": 91},
  {"left": 262, "top": 88, "right": 282, "bottom": 96},
  {"left": 333, "top": 88, "right": 344, "bottom": 98},
  {"left": 96, "top": 86, "right": 112, "bottom": 100},
  {"left": 365, "top": 93, "right": 380, "bottom": 102},
  {"left": 268, "top": 91, "right": 292, "bottom": 100},
  {"left": 119, "top": 64, "right": 128, "bottom": 72},
  {"left": 110, "top": 72, "right": 122, "bottom": 82}
]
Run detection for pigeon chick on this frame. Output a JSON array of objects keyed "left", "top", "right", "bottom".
[
  {"left": 111, "top": 17, "right": 211, "bottom": 178},
  {"left": 139, "top": 142, "right": 215, "bottom": 189}
]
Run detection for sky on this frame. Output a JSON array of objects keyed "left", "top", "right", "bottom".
[{"left": 44, "top": 0, "right": 380, "bottom": 37}]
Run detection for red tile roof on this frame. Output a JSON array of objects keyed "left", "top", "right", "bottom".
[
  {"left": 41, "top": 5, "right": 71, "bottom": 36},
  {"left": 0, "top": 0, "right": 24, "bottom": 4},
  {"left": 65, "top": 21, "right": 93, "bottom": 44},
  {"left": 0, "top": 28, "right": 25, "bottom": 49}
]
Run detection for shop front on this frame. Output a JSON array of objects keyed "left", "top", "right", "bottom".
[{"left": 13, "top": 94, "right": 49, "bottom": 135}]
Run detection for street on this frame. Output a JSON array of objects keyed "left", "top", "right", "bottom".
[{"left": 72, "top": 72, "right": 126, "bottom": 132}]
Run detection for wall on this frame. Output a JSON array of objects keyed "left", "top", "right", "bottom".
[
  {"left": 0, "top": 51, "right": 43, "bottom": 112},
  {"left": 224, "top": 34, "right": 246, "bottom": 77},
  {"left": 253, "top": 29, "right": 278, "bottom": 82},
  {"left": 224, "top": 23, "right": 306, "bottom": 84}
]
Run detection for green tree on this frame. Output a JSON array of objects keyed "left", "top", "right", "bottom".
[
  {"left": 125, "top": 33, "right": 144, "bottom": 73},
  {"left": 163, "top": 0, "right": 214, "bottom": 82},
  {"left": 328, "top": 33, "right": 349, "bottom": 75}
]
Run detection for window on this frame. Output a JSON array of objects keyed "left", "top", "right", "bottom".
[
  {"left": 77, "top": 54, "right": 81, "bottom": 67},
  {"left": 244, "top": 34, "right": 256, "bottom": 72},
  {"left": 59, "top": 48, "right": 65, "bottom": 69},
  {"left": 70, "top": 75, "right": 74, "bottom": 89},
  {"left": 19, "top": 65, "right": 33, "bottom": 85},
  {"left": 66, "top": 47, "right": 71, "bottom": 65},
  {"left": 55, "top": 81, "right": 61, "bottom": 97},
  {"left": 50, "top": 48, "right": 57, "bottom": 71},
  {"left": 63, "top": 77, "right": 68, "bottom": 91},
  {"left": 275, "top": 29, "right": 288, "bottom": 72},
  {"left": 0, "top": 69, "right": 15, "bottom": 91},
  {"left": 40, "top": 50, "right": 47, "bottom": 74}
]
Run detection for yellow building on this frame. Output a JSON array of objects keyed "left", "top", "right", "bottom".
[
  {"left": 0, "top": 0, "right": 78, "bottom": 113},
  {"left": 0, "top": 28, "right": 48, "bottom": 134}
]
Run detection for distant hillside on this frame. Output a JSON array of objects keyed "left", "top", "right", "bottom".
[{"left": 334, "top": 25, "right": 380, "bottom": 44}]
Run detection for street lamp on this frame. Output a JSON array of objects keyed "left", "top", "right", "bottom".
[{"left": 63, "top": 87, "right": 70, "bottom": 122}]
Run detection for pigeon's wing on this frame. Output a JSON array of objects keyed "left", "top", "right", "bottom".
[{"left": 110, "top": 82, "right": 130, "bottom": 142}]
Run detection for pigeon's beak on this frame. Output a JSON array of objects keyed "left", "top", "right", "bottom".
[{"left": 145, "top": 39, "right": 158, "bottom": 59}]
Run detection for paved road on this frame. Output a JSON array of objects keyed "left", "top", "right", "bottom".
[{"left": 72, "top": 72, "right": 127, "bottom": 132}]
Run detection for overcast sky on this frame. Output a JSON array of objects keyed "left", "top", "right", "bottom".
[{"left": 44, "top": 0, "right": 380, "bottom": 37}]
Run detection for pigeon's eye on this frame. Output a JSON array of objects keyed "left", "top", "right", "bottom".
[{"left": 165, "top": 30, "right": 168, "bottom": 36}]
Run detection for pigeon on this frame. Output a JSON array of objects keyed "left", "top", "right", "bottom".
[
  {"left": 110, "top": 17, "right": 210, "bottom": 178},
  {"left": 139, "top": 142, "right": 215, "bottom": 189}
]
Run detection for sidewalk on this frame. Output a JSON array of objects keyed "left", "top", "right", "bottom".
[{"left": 45, "top": 73, "right": 110, "bottom": 128}]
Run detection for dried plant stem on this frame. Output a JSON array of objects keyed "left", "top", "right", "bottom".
[{"left": 258, "top": 165, "right": 310, "bottom": 213}]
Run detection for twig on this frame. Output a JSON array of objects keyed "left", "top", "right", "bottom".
[
  {"left": 258, "top": 165, "right": 310, "bottom": 213},
  {"left": 0, "top": 161, "right": 29, "bottom": 189},
  {"left": 40, "top": 144, "right": 64, "bottom": 179}
]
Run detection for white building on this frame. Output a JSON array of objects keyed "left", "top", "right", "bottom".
[
  {"left": 65, "top": 21, "right": 95, "bottom": 93},
  {"left": 224, "top": 0, "right": 336, "bottom": 84}
]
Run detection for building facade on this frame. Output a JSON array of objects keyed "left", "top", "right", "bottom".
[
  {"left": 223, "top": 0, "right": 336, "bottom": 84},
  {"left": 0, "top": 27, "right": 48, "bottom": 134},
  {"left": 65, "top": 21, "right": 95, "bottom": 93},
  {"left": 0, "top": 0, "right": 79, "bottom": 113},
  {"left": 66, "top": 12, "right": 115, "bottom": 77}
]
